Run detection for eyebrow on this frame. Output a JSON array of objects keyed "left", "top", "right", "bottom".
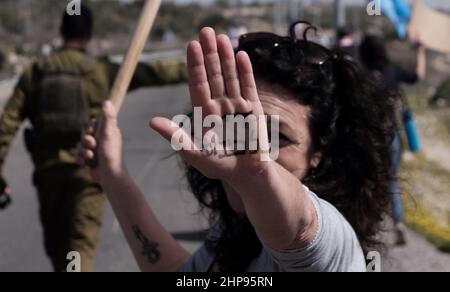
[
  {"left": 268, "top": 117, "right": 294, "bottom": 136},
  {"left": 276, "top": 116, "right": 308, "bottom": 143}
]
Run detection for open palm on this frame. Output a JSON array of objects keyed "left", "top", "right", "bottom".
[{"left": 151, "top": 28, "right": 271, "bottom": 181}]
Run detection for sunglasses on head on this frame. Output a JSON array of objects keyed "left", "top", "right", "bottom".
[{"left": 238, "top": 21, "right": 336, "bottom": 66}]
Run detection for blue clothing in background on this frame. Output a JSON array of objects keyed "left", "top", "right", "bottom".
[{"left": 381, "top": 0, "right": 413, "bottom": 38}]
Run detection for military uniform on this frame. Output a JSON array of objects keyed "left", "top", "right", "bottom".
[{"left": 0, "top": 47, "right": 187, "bottom": 272}]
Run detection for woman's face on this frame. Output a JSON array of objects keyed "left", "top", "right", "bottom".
[{"left": 223, "top": 83, "right": 319, "bottom": 214}]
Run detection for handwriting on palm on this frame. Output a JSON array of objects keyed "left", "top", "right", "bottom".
[{"left": 151, "top": 28, "right": 270, "bottom": 180}]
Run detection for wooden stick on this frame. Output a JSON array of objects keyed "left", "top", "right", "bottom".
[
  {"left": 109, "top": 0, "right": 162, "bottom": 111},
  {"left": 89, "top": 0, "right": 161, "bottom": 169}
]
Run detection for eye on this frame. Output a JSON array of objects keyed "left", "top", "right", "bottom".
[
  {"left": 279, "top": 133, "right": 289, "bottom": 140},
  {"left": 269, "top": 131, "right": 291, "bottom": 147},
  {"left": 278, "top": 133, "right": 291, "bottom": 147}
]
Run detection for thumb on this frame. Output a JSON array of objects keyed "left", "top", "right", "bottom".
[
  {"left": 101, "top": 101, "right": 119, "bottom": 138},
  {"left": 150, "top": 117, "right": 203, "bottom": 164},
  {"left": 150, "top": 117, "right": 198, "bottom": 150}
]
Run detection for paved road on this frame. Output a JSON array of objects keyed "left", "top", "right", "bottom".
[{"left": 0, "top": 84, "right": 449, "bottom": 272}]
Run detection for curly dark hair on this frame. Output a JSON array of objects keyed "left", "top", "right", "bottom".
[
  {"left": 186, "top": 23, "right": 396, "bottom": 272},
  {"left": 359, "top": 35, "right": 390, "bottom": 71}
]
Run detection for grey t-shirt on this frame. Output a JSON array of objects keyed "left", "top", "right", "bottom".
[{"left": 180, "top": 189, "right": 366, "bottom": 272}]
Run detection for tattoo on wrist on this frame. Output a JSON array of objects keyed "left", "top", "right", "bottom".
[{"left": 131, "top": 224, "right": 161, "bottom": 264}]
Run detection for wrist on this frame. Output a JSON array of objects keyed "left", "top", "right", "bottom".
[
  {"left": 98, "top": 165, "right": 129, "bottom": 187},
  {"left": 224, "top": 160, "right": 275, "bottom": 189}
]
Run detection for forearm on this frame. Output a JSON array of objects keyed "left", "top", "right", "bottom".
[
  {"left": 0, "top": 92, "right": 26, "bottom": 179},
  {"left": 0, "top": 130, "right": 18, "bottom": 175},
  {"left": 100, "top": 171, "right": 190, "bottom": 272},
  {"left": 225, "top": 162, "right": 317, "bottom": 251},
  {"left": 416, "top": 46, "right": 426, "bottom": 80},
  {"left": 130, "top": 61, "right": 188, "bottom": 90}
]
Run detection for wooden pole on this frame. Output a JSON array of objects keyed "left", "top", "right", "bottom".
[
  {"left": 89, "top": 0, "right": 161, "bottom": 169},
  {"left": 108, "top": 0, "right": 162, "bottom": 111}
]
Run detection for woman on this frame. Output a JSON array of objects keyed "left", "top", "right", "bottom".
[
  {"left": 79, "top": 23, "right": 395, "bottom": 272},
  {"left": 360, "top": 34, "right": 426, "bottom": 246}
]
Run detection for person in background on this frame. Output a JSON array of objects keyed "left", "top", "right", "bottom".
[
  {"left": 335, "top": 27, "right": 358, "bottom": 60},
  {"left": 359, "top": 34, "right": 426, "bottom": 246},
  {"left": 430, "top": 77, "right": 450, "bottom": 107},
  {"left": 0, "top": 4, "right": 187, "bottom": 272}
]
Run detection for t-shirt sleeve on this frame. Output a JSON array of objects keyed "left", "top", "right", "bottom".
[
  {"left": 178, "top": 244, "right": 214, "bottom": 272},
  {"left": 262, "top": 191, "right": 367, "bottom": 272}
]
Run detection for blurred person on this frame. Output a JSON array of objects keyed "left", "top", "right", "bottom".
[
  {"left": 0, "top": 4, "right": 187, "bottom": 272},
  {"left": 80, "top": 23, "right": 396, "bottom": 272},
  {"left": 359, "top": 34, "right": 426, "bottom": 246},
  {"left": 335, "top": 28, "right": 358, "bottom": 61},
  {"left": 228, "top": 24, "right": 248, "bottom": 49}
]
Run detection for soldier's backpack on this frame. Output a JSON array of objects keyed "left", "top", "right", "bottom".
[{"left": 32, "top": 55, "right": 96, "bottom": 147}]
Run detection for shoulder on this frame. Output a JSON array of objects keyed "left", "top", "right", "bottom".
[
  {"left": 37, "top": 49, "right": 98, "bottom": 73},
  {"left": 261, "top": 188, "right": 366, "bottom": 272},
  {"left": 178, "top": 244, "right": 214, "bottom": 272}
]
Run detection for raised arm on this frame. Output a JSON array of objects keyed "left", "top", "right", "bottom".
[
  {"left": 0, "top": 68, "right": 31, "bottom": 195},
  {"left": 102, "top": 57, "right": 188, "bottom": 92},
  {"left": 79, "top": 101, "right": 189, "bottom": 272},
  {"left": 150, "top": 28, "right": 318, "bottom": 252},
  {"left": 416, "top": 43, "right": 426, "bottom": 81}
]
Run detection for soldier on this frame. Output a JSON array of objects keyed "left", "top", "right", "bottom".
[{"left": 0, "top": 4, "right": 187, "bottom": 272}]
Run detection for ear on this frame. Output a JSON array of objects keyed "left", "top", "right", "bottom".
[{"left": 310, "top": 152, "right": 322, "bottom": 169}]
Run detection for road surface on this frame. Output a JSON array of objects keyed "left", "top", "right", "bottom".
[{"left": 0, "top": 84, "right": 449, "bottom": 272}]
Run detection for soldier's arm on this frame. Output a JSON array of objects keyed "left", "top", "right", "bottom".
[
  {"left": 0, "top": 69, "right": 30, "bottom": 183},
  {"left": 129, "top": 59, "right": 188, "bottom": 90},
  {"left": 102, "top": 56, "right": 188, "bottom": 92}
]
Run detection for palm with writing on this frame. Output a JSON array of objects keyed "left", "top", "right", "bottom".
[{"left": 150, "top": 28, "right": 271, "bottom": 181}]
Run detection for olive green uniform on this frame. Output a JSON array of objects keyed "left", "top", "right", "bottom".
[{"left": 0, "top": 47, "right": 187, "bottom": 272}]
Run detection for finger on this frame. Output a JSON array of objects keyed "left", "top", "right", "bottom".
[
  {"left": 150, "top": 117, "right": 203, "bottom": 165},
  {"left": 150, "top": 117, "right": 198, "bottom": 150},
  {"left": 86, "top": 118, "right": 97, "bottom": 134},
  {"left": 188, "top": 41, "right": 211, "bottom": 107},
  {"left": 200, "top": 27, "right": 225, "bottom": 99},
  {"left": 217, "top": 34, "right": 241, "bottom": 99},
  {"left": 236, "top": 51, "right": 259, "bottom": 103},
  {"left": 102, "top": 101, "right": 119, "bottom": 139},
  {"left": 4, "top": 187, "right": 11, "bottom": 195},
  {"left": 82, "top": 135, "right": 97, "bottom": 150},
  {"left": 236, "top": 51, "right": 270, "bottom": 158},
  {"left": 86, "top": 125, "right": 95, "bottom": 135},
  {"left": 81, "top": 148, "right": 95, "bottom": 161}
]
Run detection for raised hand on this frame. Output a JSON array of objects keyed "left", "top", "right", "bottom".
[
  {"left": 150, "top": 27, "right": 272, "bottom": 181},
  {"left": 78, "top": 101, "right": 125, "bottom": 183}
]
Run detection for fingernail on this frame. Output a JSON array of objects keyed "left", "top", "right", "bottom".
[{"left": 104, "top": 100, "right": 112, "bottom": 110}]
